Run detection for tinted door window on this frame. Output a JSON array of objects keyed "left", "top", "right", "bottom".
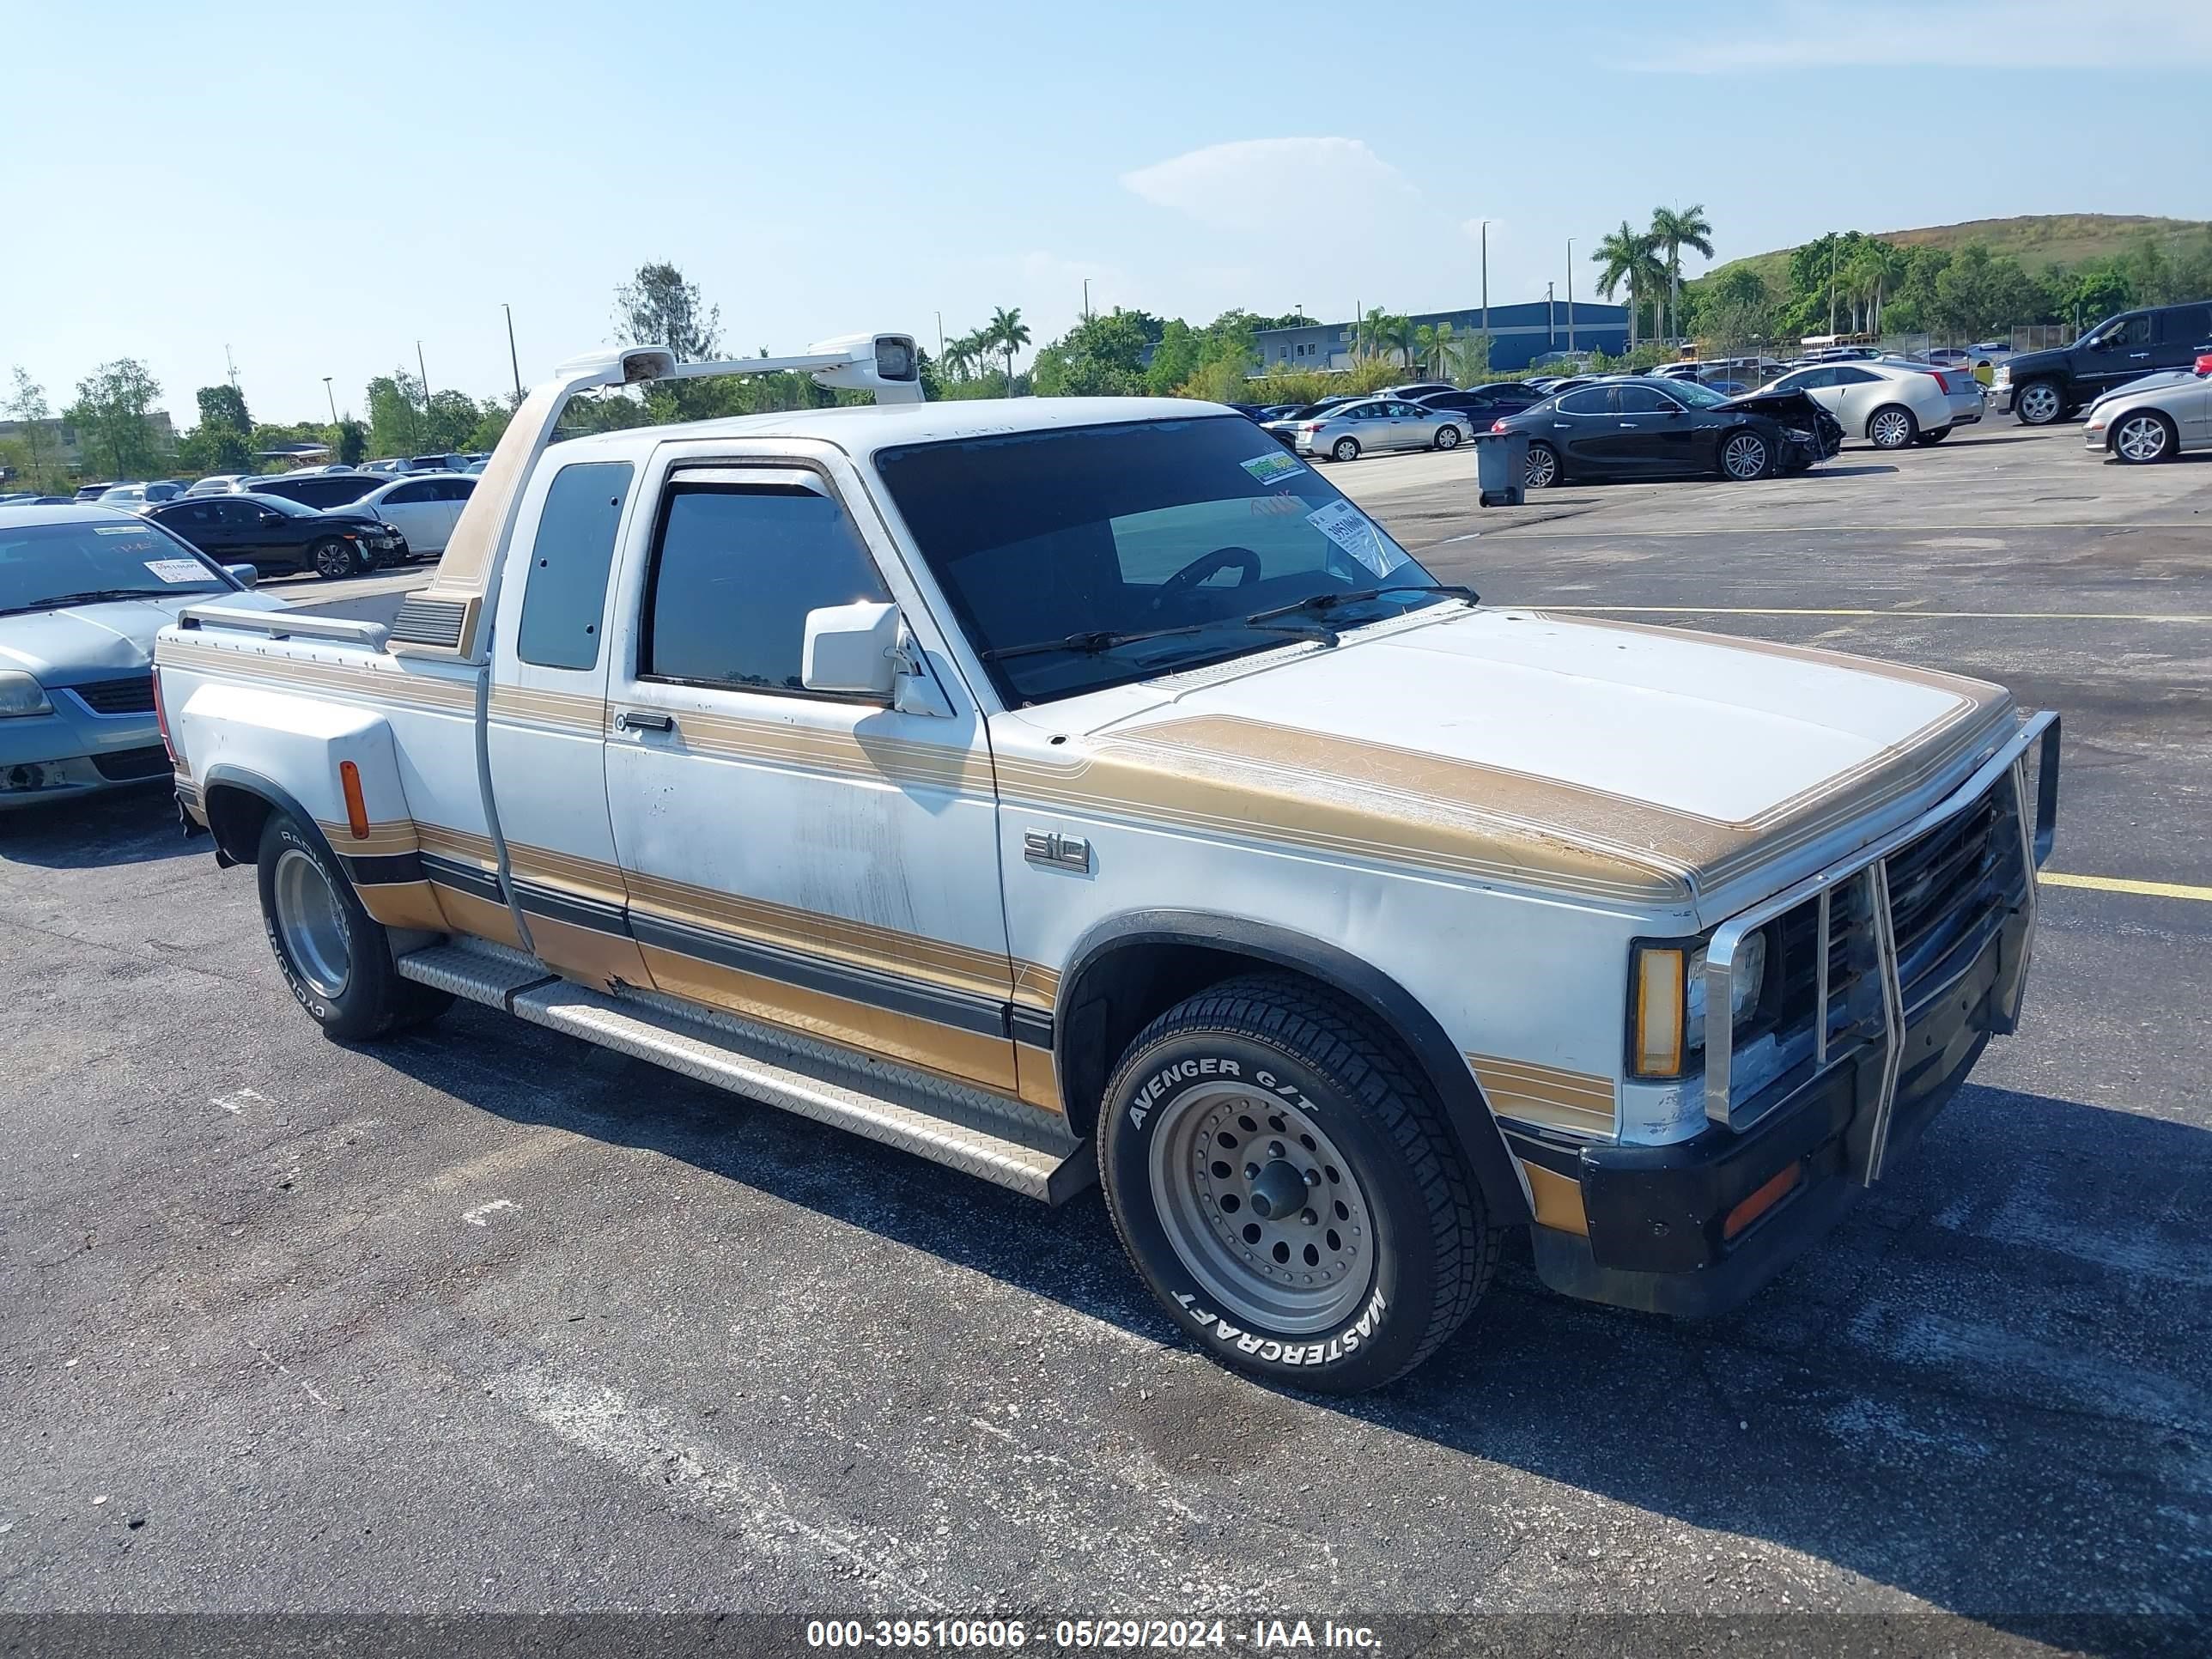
[
  {"left": 518, "top": 462, "right": 633, "bottom": 672},
  {"left": 437, "top": 477, "right": 477, "bottom": 501},
  {"left": 1615, "top": 386, "right": 1680, "bottom": 412},
  {"left": 2157, "top": 306, "right": 2211, "bottom": 346},
  {"left": 1555, "top": 388, "right": 1613, "bottom": 415},
  {"left": 1832, "top": 367, "right": 1881, "bottom": 385},
  {"left": 643, "top": 483, "right": 888, "bottom": 695},
  {"left": 385, "top": 481, "right": 439, "bottom": 505}
]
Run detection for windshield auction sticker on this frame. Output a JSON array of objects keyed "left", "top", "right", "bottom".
[
  {"left": 1240, "top": 450, "right": 1305, "bottom": 486},
  {"left": 142, "top": 558, "right": 210, "bottom": 583},
  {"left": 1305, "top": 499, "right": 1403, "bottom": 577}
]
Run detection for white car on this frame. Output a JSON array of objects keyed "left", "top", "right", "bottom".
[
  {"left": 185, "top": 475, "right": 251, "bottom": 497},
  {"left": 1761, "top": 361, "right": 1961, "bottom": 449},
  {"left": 96, "top": 481, "right": 188, "bottom": 513},
  {"left": 355, "top": 472, "right": 477, "bottom": 557}
]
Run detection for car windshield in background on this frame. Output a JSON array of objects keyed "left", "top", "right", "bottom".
[
  {"left": 875, "top": 415, "right": 1450, "bottom": 707},
  {"left": 0, "top": 518, "right": 228, "bottom": 614},
  {"left": 238, "top": 493, "right": 318, "bottom": 517},
  {"left": 1669, "top": 380, "right": 1731, "bottom": 406}
]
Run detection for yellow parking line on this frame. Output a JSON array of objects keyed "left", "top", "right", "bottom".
[
  {"left": 2041, "top": 872, "right": 2212, "bottom": 902},
  {"left": 1538, "top": 605, "right": 2212, "bottom": 623}
]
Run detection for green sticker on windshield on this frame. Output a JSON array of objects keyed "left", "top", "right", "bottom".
[{"left": 1240, "top": 450, "right": 1305, "bottom": 486}]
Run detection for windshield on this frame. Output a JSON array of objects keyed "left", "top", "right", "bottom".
[
  {"left": 874, "top": 416, "right": 1448, "bottom": 707},
  {"left": 0, "top": 518, "right": 231, "bottom": 614}
]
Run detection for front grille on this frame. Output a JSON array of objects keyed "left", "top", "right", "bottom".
[
  {"left": 68, "top": 675, "right": 155, "bottom": 715},
  {"left": 91, "top": 745, "right": 169, "bottom": 781}
]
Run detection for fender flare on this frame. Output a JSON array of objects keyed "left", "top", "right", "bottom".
[
  {"left": 1056, "top": 909, "right": 1534, "bottom": 1226},
  {"left": 198, "top": 763, "right": 324, "bottom": 869}
]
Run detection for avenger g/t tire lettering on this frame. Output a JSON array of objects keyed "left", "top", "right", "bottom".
[
  {"left": 255, "top": 811, "right": 450, "bottom": 1040},
  {"left": 1097, "top": 974, "right": 1498, "bottom": 1392}
]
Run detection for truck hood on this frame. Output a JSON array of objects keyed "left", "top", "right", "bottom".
[
  {"left": 0, "top": 590, "right": 281, "bottom": 682},
  {"left": 1012, "top": 607, "right": 2014, "bottom": 910}
]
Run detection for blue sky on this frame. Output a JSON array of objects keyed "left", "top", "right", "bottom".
[{"left": 4, "top": 0, "right": 2208, "bottom": 427}]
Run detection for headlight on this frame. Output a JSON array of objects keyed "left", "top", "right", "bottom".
[
  {"left": 1992, "top": 365, "right": 2011, "bottom": 385},
  {"left": 0, "top": 670, "right": 54, "bottom": 718},
  {"left": 1783, "top": 426, "right": 1814, "bottom": 441},
  {"left": 1630, "top": 931, "right": 1767, "bottom": 1079}
]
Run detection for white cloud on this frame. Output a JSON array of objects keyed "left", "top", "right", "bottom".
[
  {"left": 1121, "top": 137, "right": 1417, "bottom": 232},
  {"left": 1638, "top": 0, "right": 2212, "bottom": 71}
]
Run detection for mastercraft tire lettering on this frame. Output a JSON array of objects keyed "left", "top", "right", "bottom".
[{"left": 1098, "top": 974, "right": 1498, "bottom": 1392}]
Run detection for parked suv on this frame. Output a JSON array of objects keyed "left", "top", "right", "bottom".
[{"left": 1993, "top": 301, "right": 2212, "bottom": 425}]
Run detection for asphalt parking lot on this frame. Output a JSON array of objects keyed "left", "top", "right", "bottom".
[{"left": 2, "top": 420, "right": 2207, "bottom": 1644}]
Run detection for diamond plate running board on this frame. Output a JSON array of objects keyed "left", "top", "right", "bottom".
[{"left": 508, "top": 977, "right": 1093, "bottom": 1205}]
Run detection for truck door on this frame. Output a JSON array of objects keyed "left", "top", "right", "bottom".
[
  {"left": 483, "top": 456, "right": 653, "bottom": 985},
  {"left": 601, "top": 456, "right": 1022, "bottom": 1095}
]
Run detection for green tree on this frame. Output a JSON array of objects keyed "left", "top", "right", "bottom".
[
  {"left": 614, "top": 262, "right": 722, "bottom": 362},
  {"left": 1695, "top": 266, "right": 1776, "bottom": 351},
  {"left": 366, "top": 369, "right": 427, "bottom": 458},
  {"left": 1442, "top": 331, "right": 1491, "bottom": 384},
  {"left": 1030, "top": 308, "right": 1152, "bottom": 397},
  {"left": 1144, "top": 319, "right": 1202, "bottom": 395},
  {"left": 423, "top": 388, "right": 483, "bottom": 452},
  {"left": 185, "top": 383, "right": 255, "bottom": 474},
  {"left": 197, "top": 383, "right": 252, "bottom": 437},
  {"left": 1648, "top": 204, "right": 1715, "bottom": 342},
  {"left": 5, "top": 367, "right": 63, "bottom": 493},
  {"left": 1590, "top": 222, "right": 1665, "bottom": 350},
  {"left": 66, "top": 359, "right": 166, "bottom": 480},
  {"left": 988, "top": 306, "right": 1031, "bottom": 386},
  {"left": 1929, "top": 244, "right": 2048, "bottom": 340},
  {"left": 332, "top": 419, "right": 369, "bottom": 465}
]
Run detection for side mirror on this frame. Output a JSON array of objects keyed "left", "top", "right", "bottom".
[
  {"left": 222, "top": 563, "right": 258, "bottom": 587},
  {"left": 258, "top": 508, "right": 283, "bottom": 524},
  {"left": 802, "top": 600, "right": 902, "bottom": 700},
  {"left": 2085, "top": 336, "right": 2108, "bottom": 353}
]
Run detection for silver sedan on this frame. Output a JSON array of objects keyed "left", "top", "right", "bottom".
[
  {"left": 1284, "top": 398, "right": 1471, "bottom": 462},
  {"left": 2081, "top": 367, "right": 2212, "bottom": 464}
]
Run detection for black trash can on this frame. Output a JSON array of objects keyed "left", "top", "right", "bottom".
[{"left": 1473, "top": 428, "right": 1528, "bottom": 507}]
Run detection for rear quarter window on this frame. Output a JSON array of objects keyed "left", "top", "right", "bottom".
[{"left": 515, "top": 461, "right": 634, "bottom": 672}]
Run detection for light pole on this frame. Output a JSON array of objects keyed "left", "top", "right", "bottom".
[
  {"left": 1479, "top": 220, "right": 1490, "bottom": 341},
  {"left": 1083, "top": 277, "right": 1091, "bottom": 323},
  {"left": 415, "top": 341, "right": 430, "bottom": 447},
  {"left": 322, "top": 376, "right": 337, "bottom": 425},
  {"left": 1566, "top": 238, "right": 1577, "bottom": 354},
  {"left": 1547, "top": 282, "right": 1556, "bottom": 348},
  {"left": 503, "top": 304, "right": 523, "bottom": 402}
]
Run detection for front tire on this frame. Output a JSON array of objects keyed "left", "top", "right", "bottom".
[
  {"left": 1523, "top": 441, "right": 1560, "bottom": 489},
  {"left": 1433, "top": 423, "right": 1462, "bottom": 451},
  {"left": 1097, "top": 975, "right": 1498, "bottom": 1393},
  {"left": 2014, "top": 380, "right": 2064, "bottom": 426},
  {"left": 2112, "top": 410, "right": 2175, "bottom": 464},
  {"left": 1331, "top": 436, "right": 1361, "bottom": 463},
  {"left": 1867, "top": 405, "right": 1917, "bottom": 450},
  {"left": 310, "top": 537, "right": 362, "bottom": 580},
  {"left": 1718, "top": 428, "right": 1771, "bottom": 480},
  {"left": 256, "top": 812, "right": 450, "bottom": 1040}
]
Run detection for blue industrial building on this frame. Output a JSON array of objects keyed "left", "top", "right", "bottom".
[{"left": 1252, "top": 300, "right": 1630, "bottom": 374}]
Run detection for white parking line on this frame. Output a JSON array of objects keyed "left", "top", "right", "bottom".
[
  {"left": 462, "top": 1198, "right": 516, "bottom": 1227},
  {"left": 211, "top": 1087, "right": 267, "bottom": 1115}
]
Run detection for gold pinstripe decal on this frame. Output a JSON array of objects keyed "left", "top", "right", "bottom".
[{"left": 1470, "top": 1054, "right": 1618, "bottom": 1137}]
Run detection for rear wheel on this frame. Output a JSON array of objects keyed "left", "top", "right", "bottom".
[
  {"left": 1868, "top": 405, "right": 1917, "bottom": 450},
  {"left": 1433, "top": 423, "right": 1462, "bottom": 451},
  {"left": 1523, "top": 441, "right": 1560, "bottom": 489},
  {"left": 1913, "top": 427, "right": 1954, "bottom": 446},
  {"left": 2014, "top": 380, "right": 2064, "bottom": 426},
  {"left": 1097, "top": 975, "right": 1498, "bottom": 1393},
  {"left": 1331, "top": 436, "right": 1361, "bottom": 463},
  {"left": 256, "top": 812, "right": 450, "bottom": 1040},
  {"left": 2112, "top": 410, "right": 2175, "bottom": 464},
  {"left": 1718, "top": 428, "right": 1771, "bottom": 480},
  {"left": 310, "top": 537, "right": 361, "bottom": 580}
]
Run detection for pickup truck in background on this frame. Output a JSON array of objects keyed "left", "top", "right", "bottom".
[{"left": 154, "top": 333, "right": 2061, "bottom": 1392}]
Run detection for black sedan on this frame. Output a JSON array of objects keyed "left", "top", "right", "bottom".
[
  {"left": 1415, "top": 381, "right": 1547, "bottom": 423},
  {"left": 1497, "top": 376, "right": 1842, "bottom": 489},
  {"left": 146, "top": 492, "right": 406, "bottom": 580}
]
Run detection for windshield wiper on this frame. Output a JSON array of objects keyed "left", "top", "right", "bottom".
[
  {"left": 981, "top": 617, "right": 1338, "bottom": 664},
  {"left": 0, "top": 588, "right": 174, "bottom": 617},
  {"left": 1246, "top": 582, "right": 1478, "bottom": 626}
]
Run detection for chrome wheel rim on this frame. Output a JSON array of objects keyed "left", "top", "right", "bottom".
[
  {"left": 273, "top": 847, "right": 350, "bottom": 999},
  {"left": 2020, "top": 384, "right": 2059, "bottom": 423},
  {"left": 1333, "top": 439, "right": 1358, "bottom": 462},
  {"left": 1148, "top": 1082, "right": 1375, "bottom": 1334},
  {"left": 1437, "top": 425, "right": 1460, "bottom": 448},
  {"left": 1525, "top": 446, "right": 1557, "bottom": 487},
  {"left": 314, "top": 541, "right": 349, "bottom": 578},
  {"left": 1871, "top": 410, "right": 1910, "bottom": 448},
  {"left": 1723, "top": 434, "right": 1767, "bottom": 477},
  {"left": 2117, "top": 416, "right": 2167, "bottom": 461}
]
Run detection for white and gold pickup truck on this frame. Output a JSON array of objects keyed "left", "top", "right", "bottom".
[{"left": 154, "top": 336, "right": 2060, "bottom": 1392}]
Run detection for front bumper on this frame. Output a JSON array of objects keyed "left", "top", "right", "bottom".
[
  {"left": 1533, "top": 712, "right": 2061, "bottom": 1316},
  {"left": 1, "top": 704, "right": 169, "bottom": 809}
]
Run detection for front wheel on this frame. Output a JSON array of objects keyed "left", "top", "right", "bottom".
[
  {"left": 1867, "top": 405, "right": 1918, "bottom": 450},
  {"left": 310, "top": 537, "right": 362, "bottom": 580},
  {"left": 1097, "top": 975, "right": 1498, "bottom": 1393},
  {"left": 1718, "top": 428, "right": 1771, "bottom": 480},
  {"left": 2112, "top": 410, "right": 2175, "bottom": 464},
  {"left": 1523, "top": 441, "right": 1560, "bottom": 489},
  {"left": 256, "top": 812, "right": 450, "bottom": 1039},
  {"left": 1331, "top": 436, "right": 1361, "bottom": 463},
  {"left": 2014, "top": 380, "right": 2064, "bottom": 426},
  {"left": 1433, "top": 423, "right": 1462, "bottom": 451}
]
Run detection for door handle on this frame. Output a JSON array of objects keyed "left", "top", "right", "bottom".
[
  {"left": 2129, "top": 352, "right": 2149, "bottom": 359},
  {"left": 616, "top": 710, "right": 674, "bottom": 733}
]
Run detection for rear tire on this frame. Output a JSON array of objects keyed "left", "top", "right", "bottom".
[
  {"left": 1523, "top": 441, "right": 1560, "bottom": 489},
  {"left": 1868, "top": 405, "right": 1917, "bottom": 450},
  {"left": 1913, "top": 427, "right": 1953, "bottom": 446},
  {"left": 1331, "top": 436, "right": 1361, "bottom": 463},
  {"left": 256, "top": 812, "right": 451, "bottom": 1040},
  {"left": 1097, "top": 974, "right": 1498, "bottom": 1394},
  {"left": 2014, "top": 380, "right": 2064, "bottom": 426},
  {"left": 2112, "top": 410, "right": 2176, "bottom": 463}
]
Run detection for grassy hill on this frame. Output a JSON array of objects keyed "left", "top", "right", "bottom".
[{"left": 1702, "top": 213, "right": 2212, "bottom": 291}]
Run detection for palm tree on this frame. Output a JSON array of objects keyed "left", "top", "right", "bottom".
[
  {"left": 988, "top": 306, "right": 1030, "bottom": 388},
  {"left": 1415, "top": 319, "right": 1457, "bottom": 377},
  {"left": 1382, "top": 313, "right": 1419, "bottom": 371},
  {"left": 1589, "top": 222, "right": 1665, "bottom": 352},
  {"left": 1443, "top": 331, "right": 1491, "bottom": 385},
  {"left": 1355, "top": 307, "right": 1394, "bottom": 361},
  {"left": 1649, "top": 204, "right": 1716, "bottom": 343}
]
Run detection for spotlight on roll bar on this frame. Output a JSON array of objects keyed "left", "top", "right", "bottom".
[{"left": 551, "top": 332, "right": 923, "bottom": 403}]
